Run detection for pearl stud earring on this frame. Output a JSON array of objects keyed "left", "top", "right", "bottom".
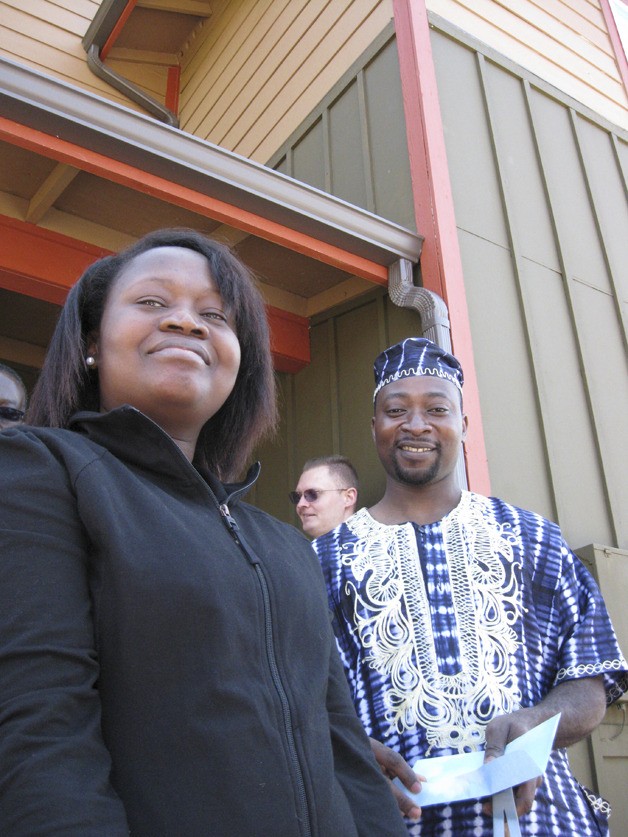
[{"left": 85, "top": 355, "right": 97, "bottom": 368}]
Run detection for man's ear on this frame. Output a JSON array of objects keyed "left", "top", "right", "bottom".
[
  {"left": 344, "top": 487, "right": 358, "bottom": 511},
  {"left": 461, "top": 413, "right": 469, "bottom": 442},
  {"left": 371, "top": 415, "right": 376, "bottom": 443}
]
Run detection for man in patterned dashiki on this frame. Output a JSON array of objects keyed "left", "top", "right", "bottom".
[{"left": 312, "top": 337, "right": 628, "bottom": 836}]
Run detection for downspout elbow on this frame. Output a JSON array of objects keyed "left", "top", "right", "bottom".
[{"left": 86, "top": 44, "right": 179, "bottom": 128}]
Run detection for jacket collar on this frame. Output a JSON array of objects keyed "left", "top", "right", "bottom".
[{"left": 68, "top": 406, "right": 259, "bottom": 505}]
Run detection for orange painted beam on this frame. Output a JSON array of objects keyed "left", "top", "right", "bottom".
[
  {"left": 393, "top": 0, "right": 490, "bottom": 495},
  {"left": 0, "top": 216, "right": 109, "bottom": 304},
  {"left": 0, "top": 215, "right": 310, "bottom": 372},
  {"left": 166, "top": 66, "right": 181, "bottom": 115},
  {"left": 267, "top": 306, "right": 310, "bottom": 374},
  {"left": 100, "top": 0, "right": 139, "bottom": 61},
  {"left": 0, "top": 117, "right": 389, "bottom": 287}
]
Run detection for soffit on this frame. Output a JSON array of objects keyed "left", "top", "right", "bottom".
[{"left": 0, "top": 56, "right": 421, "bottom": 320}]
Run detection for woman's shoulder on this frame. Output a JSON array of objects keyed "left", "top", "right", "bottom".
[
  {"left": 236, "top": 501, "right": 313, "bottom": 551},
  {"left": 0, "top": 424, "right": 108, "bottom": 482}
]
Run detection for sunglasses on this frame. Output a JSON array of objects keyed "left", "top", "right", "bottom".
[
  {"left": 0, "top": 406, "right": 25, "bottom": 422},
  {"left": 288, "top": 488, "right": 347, "bottom": 505}
]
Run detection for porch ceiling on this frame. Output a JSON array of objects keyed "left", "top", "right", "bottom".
[{"left": 0, "top": 56, "right": 421, "bottom": 318}]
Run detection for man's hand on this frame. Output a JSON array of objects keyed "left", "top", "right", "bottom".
[
  {"left": 483, "top": 710, "right": 543, "bottom": 817},
  {"left": 482, "top": 677, "right": 606, "bottom": 818},
  {"left": 370, "top": 737, "right": 424, "bottom": 821}
]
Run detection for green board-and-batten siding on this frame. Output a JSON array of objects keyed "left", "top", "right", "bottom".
[{"left": 259, "top": 21, "right": 628, "bottom": 556}]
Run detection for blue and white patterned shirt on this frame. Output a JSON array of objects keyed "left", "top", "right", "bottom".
[{"left": 313, "top": 492, "right": 628, "bottom": 836}]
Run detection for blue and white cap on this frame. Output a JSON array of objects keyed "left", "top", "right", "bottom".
[{"left": 373, "top": 337, "right": 464, "bottom": 401}]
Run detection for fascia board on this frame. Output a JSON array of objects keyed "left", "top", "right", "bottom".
[{"left": 0, "top": 57, "right": 423, "bottom": 266}]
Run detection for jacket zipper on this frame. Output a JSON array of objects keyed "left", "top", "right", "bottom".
[{"left": 219, "top": 503, "right": 313, "bottom": 837}]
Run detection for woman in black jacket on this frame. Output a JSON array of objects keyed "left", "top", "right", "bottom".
[{"left": 0, "top": 229, "right": 407, "bottom": 837}]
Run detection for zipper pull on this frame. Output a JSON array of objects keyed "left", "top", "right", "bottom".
[
  {"left": 219, "top": 503, "right": 239, "bottom": 533},
  {"left": 219, "top": 503, "right": 259, "bottom": 565}
]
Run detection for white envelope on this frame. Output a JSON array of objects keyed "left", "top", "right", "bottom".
[{"left": 393, "top": 713, "right": 560, "bottom": 808}]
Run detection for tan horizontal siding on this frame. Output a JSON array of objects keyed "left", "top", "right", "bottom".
[
  {"left": 179, "top": 0, "right": 394, "bottom": 161},
  {"left": 428, "top": 0, "right": 628, "bottom": 130},
  {"left": 0, "top": 0, "right": 146, "bottom": 111}
]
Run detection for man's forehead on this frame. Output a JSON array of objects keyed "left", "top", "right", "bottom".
[
  {"left": 298, "top": 465, "right": 336, "bottom": 487},
  {"left": 377, "top": 375, "right": 461, "bottom": 404}
]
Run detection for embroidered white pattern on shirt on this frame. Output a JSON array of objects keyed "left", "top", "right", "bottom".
[{"left": 342, "top": 493, "right": 523, "bottom": 752}]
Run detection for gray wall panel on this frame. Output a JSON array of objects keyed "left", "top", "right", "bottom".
[
  {"left": 457, "top": 229, "right": 555, "bottom": 519},
  {"left": 329, "top": 80, "right": 369, "bottom": 208},
  {"left": 432, "top": 24, "right": 628, "bottom": 548},
  {"left": 362, "top": 38, "right": 415, "bottom": 229},
  {"left": 521, "top": 260, "right": 614, "bottom": 548},
  {"left": 268, "top": 32, "right": 415, "bottom": 230},
  {"left": 529, "top": 90, "right": 614, "bottom": 295},
  {"left": 481, "top": 61, "right": 560, "bottom": 271},
  {"left": 430, "top": 33, "right": 510, "bottom": 249}
]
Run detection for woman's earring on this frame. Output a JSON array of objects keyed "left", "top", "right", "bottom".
[{"left": 85, "top": 355, "right": 97, "bottom": 368}]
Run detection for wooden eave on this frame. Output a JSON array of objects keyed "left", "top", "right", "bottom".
[{"left": 0, "top": 55, "right": 422, "bottom": 374}]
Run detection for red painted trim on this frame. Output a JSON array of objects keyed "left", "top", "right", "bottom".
[
  {"left": 393, "top": 0, "right": 491, "bottom": 495},
  {"left": 0, "top": 214, "right": 310, "bottom": 372},
  {"left": 166, "top": 65, "right": 181, "bottom": 115},
  {"left": 267, "top": 306, "right": 310, "bottom": 374},
  {"left": 600, "top": 0, "right": 628, "bottom": 96},
  {"left": 0, "top": 215, "right": 109, "bottom": 304},
  {"left": 100, "top": 0, "right": 139, "bottom": 61},
  {"left": 0, "top": 117, "right": 389, "bottom": 287}
]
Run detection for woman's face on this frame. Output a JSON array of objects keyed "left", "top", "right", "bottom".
[{"left": 91, "top": 246, "right": 241, "bottom": 445}]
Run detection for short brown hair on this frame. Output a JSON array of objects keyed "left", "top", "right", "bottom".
[{"left": 301, "top": 455, "right": 359, "bottom": 493}]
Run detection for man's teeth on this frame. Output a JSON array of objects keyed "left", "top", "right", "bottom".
[{"left": 400, "top": 445, "right": 432, "bottom": 452}]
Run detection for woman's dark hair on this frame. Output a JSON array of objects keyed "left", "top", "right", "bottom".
[{"left": 27, "top": 229, "right": 278, "bottom": 479}]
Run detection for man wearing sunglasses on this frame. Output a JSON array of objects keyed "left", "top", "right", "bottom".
[
  {"left": 290, "top": 455, "right": 358, "bottom": 539},
  {"left": 0, "top": 363, "right": 27, "bottom": 431}
]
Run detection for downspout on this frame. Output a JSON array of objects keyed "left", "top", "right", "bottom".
[
  {"left": 85, "top": 45, "right": 179, "bottom": 128},
  {"left": 82, "top": 0, "right": 179, "bottom": 128},
  {"left": 388, "top": 258, "right": 468, "bottom": 489}
]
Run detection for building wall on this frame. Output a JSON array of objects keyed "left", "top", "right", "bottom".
[
  {"left": 427, "top": 0, "right": 628, "bottom": 131},
  {"left": 264, "top": 16, "right": 628, "bottom": 553},
  {"left": 0, "top": 0, "right": 143, "bottom": 110},
  {"left": 178, "top": 0, "right": 395, "bottom": 161},
  {"left": 268, "top": 32, "right": 416, "bottom": 232},
  {"left": 430, "top": 18, "right": 628, "bottom": 551}
]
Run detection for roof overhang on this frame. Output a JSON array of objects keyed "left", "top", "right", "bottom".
[{"left": 0, "top": 56, "right": 422, "bottom": 269}]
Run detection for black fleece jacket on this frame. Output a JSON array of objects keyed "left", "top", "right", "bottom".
[{"left": 0, "top": 408, "right": 406, "bottom": 837}]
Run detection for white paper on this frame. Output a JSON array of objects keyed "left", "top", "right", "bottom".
[{"left": 393, "top": 713, "right": 560, "bottom": 808}]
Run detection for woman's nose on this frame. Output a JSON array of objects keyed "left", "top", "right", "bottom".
[{"left": 160, "top": 308, "right": 208, "bottom": 336}]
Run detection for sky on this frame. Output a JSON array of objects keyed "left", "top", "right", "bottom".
[{"left": 610, "top": 0, "right": 628, "bottom": 55}]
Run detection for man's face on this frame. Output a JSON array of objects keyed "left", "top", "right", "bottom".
[
  {"left": 372, "top": 375, "right": 467, "bottom": 491},
  {"left": 0, "top": 371, "right": 26, "bottom": 430},
  {"left": 294, "top": 465, "right": 354, "bottom": 538}
]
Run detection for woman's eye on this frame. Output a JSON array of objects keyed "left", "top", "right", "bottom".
[
  {"left": 138, "top": 298, "right": 164, "bottom": 308},
  {"left": 202, "top": 311, "right": 227, "bottom": 322}
]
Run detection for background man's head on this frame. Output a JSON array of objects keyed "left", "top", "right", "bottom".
[
  {"left": 372, "top": 338, "right": 467, "bottom": 491},
  {"left": 291, "top": 455, "right": 359, "bottom": 538},
  {"left": 0, "top": 363, "right": 27, "bottom": 430}
]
